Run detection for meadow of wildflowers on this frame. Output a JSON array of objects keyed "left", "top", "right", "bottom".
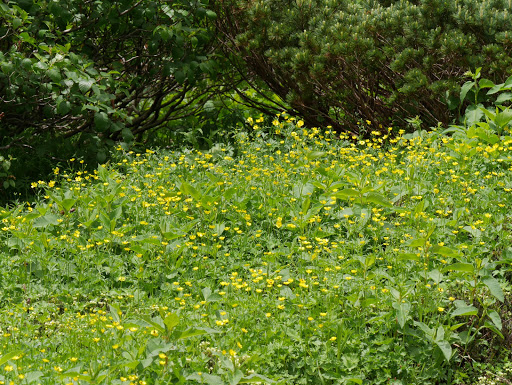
[{"left": 0, "top": 115, "right": 511, "bottom": 384}]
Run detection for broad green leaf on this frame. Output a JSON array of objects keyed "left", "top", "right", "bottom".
[
  {"left": 435, "top": 340, "right": 452, "bottom": 362},
  {"left": 24, "top": 370, "right": 43, "bottom": 383},
  {"left": 407, "top": 238, "right": 426, "bottom": 248},
  {"left": 488, "top": 310, "right": 502, "bottom": 331},
  {"left": 61, "top": 198, "right": 77, "bottom": 212},
  {"left": 201, "top": 373, "right": 224, "bottom": 385},
  {"left": 482, "top": 277, "right": 504, "bottom": 302},
  {"left": 344, "top": 379, "right": 363, "bottom": 385},
  {"left": 48, "top": 68, "right": 61, "bottom": 82},
  {"left": 79, "top": 79, "right": 93, "bottom": 93},
  {"left": 451, "top": 306, "right": 478, "bottom": 317},
  {"left": 335, "top": 188, "right": 359, "bottom": 199},
  {"left": 365, "top": 192, "right": 393, "bottom": 207},
  {"left": 163, "top": 313, "right": 179, "bottom": 332},
  {"left": 496, "top": 92, "right": 512, "bottom": 104},
  {"left": 397, "top": 253, "right": 419, "bottom": 262},
  {"left": 239, "top": 373, "right": 274, "bottom": 383},
  {"left": 460, "top": 81, "right": 475, "bottom": 102},
  {"left": 465, "top": 104, "right": 484, "bottom": 125},
  {"left": 494, "top": 110, "right": 512, "bottom": 128},
  {"left": 392, "top": 301, "right": 411, "bottom": 328},
  {"left": 479, "top": 78, "right": 495, "bottom": 88},
  {"left": 33, "top": 214, "right": 60, "bottom": 228},
  {"left": 306, "top": 151, "right": 325, "bottom": 160},
  {"left": 292, "top": 182, "right": 314, "bottom": 198},
  {"left": 180, "top": 181, "right": 201, "bottom": 200},
  {"left": 444, "top": 263, "right": 474, "bottom": 274},
  {"left": 431, "top": 245, "right": 459, "bottom": 258},
  {"left": 94, "top": 112, "right": 110, "bottom": 131},
  {"left": 175, "top": 70, "right": 186, "bottom": 84},
  {"left": 0, "top": 350, "right": 24, "bottom": 367},
  {"left": 178, "top": 327, "right": 217, "bottom": 340}
]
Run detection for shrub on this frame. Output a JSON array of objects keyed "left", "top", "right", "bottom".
[
  {"left": 214, "top": 0, "right": 512, "bottom": 134},
  {"left": 0, "top": 0, "right": 218, "bottom": 154}
]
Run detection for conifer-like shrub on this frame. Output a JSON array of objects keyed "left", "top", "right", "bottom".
[{"left": 215, "top": 0, "right": 512, "bottom": 133}]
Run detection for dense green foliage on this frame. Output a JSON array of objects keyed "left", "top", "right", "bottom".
[
  {"left": 1, "top": 116, "right": 512, "bottom": 384},
  {"left": 214, "top": 0, "right": 512, "bottom": 133},
  {"left": 0, "top": 0, "right": 217, "bottom": 155}
]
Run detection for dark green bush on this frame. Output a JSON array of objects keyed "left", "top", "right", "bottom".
[
  {"left": 0, "top": 0, "right": 218, "bottom": 154},
  {"left": 214, "top": 0, "right": 512, "bottom": 133}
]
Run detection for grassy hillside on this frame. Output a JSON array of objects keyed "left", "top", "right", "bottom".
[{"left": 1, "top": 116, "right": 512, "bottom": 384}]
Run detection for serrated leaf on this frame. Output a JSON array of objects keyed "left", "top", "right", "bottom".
[
  {"left": 48, "top": 68, "right": 62, "bottom": 82},
  {"left": 79, "top": 79, "right": 93, "bottom": 93}
]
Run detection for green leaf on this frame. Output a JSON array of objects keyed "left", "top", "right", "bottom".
[
  {"left": 396, "top": 253, "right": 420, "bottom": 262},
  {"left": 392, "top": 301, "right": 411, "bottom": 328},
  {"left": 482, "top": 277, "right": 504, "bottom": 302},
  {"left": 495, "top": 92, "right": 512, "bottom": 104},
  {"left": 334, "top": 189, "right": 359, "bottom": 199},
  {"left": 465, "top": 104, "right": 484, "bottom": 125},
  {"left": 239, "top": 373, "right": 274, "bottom": 383},
  {"left": 178, "top": 327, "right": 212, "bottom": 340},
  {"left": 201, "top": 373, "right": 224, "bottom": 385},
  {"left": 33, "top": 214, "right": 60, "bottom": 228},
  {"left": 494, "top": 110, "right": 512, "bottom": 128},
  {"left": 407, "top": 238, "right": 426, "bottom": 248},
  {"left": 365, "top": 192, "right": 393, "bottom": 207},
  {"left": 479, "top": 79, "right": 495, "bottom": 88},
  {"left": 488, "top": 310, "right": 502, "bottom": 331},
  {"left": 94, "top": 112, "right": 110, "bottom": 131},
  {"left": 451, "top": 306, "right": 478, "bottom": 317},
  {"left": 175, "top": 70, "right": 186, "bottom": 84},
  {"left": 180, "top": 181, "right": 201, "bottom": 200},
  {"left": 431, "top": 245, "right": 460, "bottom": 258},
  {"left": 24, "top": 370, "right": 44, "bottom": 383},
  {"left": 444, "top": 263, "right": 474, "bottom": 274},
  {"left": 306, "top": 151, "right": 325, "bottom": 160},
  {"left": 292, "top": 182, "right": 314, "bottom": 198},
  {"left": 0, "top": 350, "right": 24, "bottom": 367},
  {"left": 79, "top": 79, "right": 94, "bottom": 93},
  {"left": 48, "top": 68, "right": 62, "bottom": 82},
  {"left": 163, "top": 313, "right": 179, "bottom": 332},
  {"left": 435, "top": 340, "right": 452, "bottom": 362},
  {"left": 460, "top": 81, "right": 475, "bottom": 102}
]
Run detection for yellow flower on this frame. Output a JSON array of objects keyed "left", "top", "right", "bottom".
[{"left": 438, "top": 307, "right": 445, "bottom": 312}]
